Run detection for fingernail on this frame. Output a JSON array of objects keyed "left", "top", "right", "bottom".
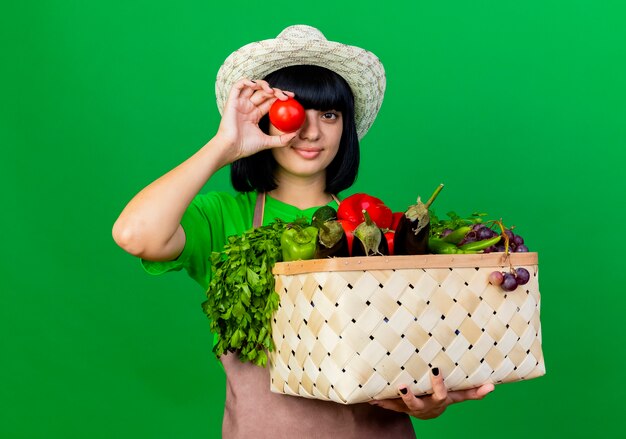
[
  {"left": 400, "top": 387, "right": 408, "bottom": 395},
  {"left": 432, "top": 367, "right": 440, "bottom": 376}
]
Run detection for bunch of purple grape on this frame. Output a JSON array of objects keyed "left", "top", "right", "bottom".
[
  {"left": 488, "top": 268, "right": 531, "bottom": 292},
  {"left": 460, "top": 223, "right": 529, "bottom": 253}
]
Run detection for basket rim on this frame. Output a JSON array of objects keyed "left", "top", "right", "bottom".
[{"left": 273, "top": 252, "right": 538, "bottom": 275}]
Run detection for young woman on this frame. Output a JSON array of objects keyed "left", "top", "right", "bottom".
[{"left": 113, "top": 25, "right": 494, "bottom": 438}]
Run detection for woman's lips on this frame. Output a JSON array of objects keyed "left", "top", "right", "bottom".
[{"left": 292, "top": 146, "right": 322, "bottom": 160}]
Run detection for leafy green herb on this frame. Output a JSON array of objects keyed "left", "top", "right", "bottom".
[
  {"left": 201, "top": 220, "right": 287, "bottom": 367},
  {"left": 429, "top": 211, "right": 487, "bottom": 237}
]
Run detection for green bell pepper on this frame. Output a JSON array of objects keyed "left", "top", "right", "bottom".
[{"left": 281, "top": 224, "right": 319, "bottom": 261}]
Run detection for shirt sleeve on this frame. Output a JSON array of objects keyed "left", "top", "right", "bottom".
[{"left": 140, "top": 193, "right": 228, "bottom": 290}]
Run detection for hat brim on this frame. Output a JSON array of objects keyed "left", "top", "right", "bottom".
[{"left": 215, "top": 26, "right": 386, "bottom": 140}]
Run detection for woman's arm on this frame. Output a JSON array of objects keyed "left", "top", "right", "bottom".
[
  {"left": 112, "top": 138, "right": 232, "bottom": 261},
  {"left": 112, "top": 79, "right": 298, "bottom": 261}
]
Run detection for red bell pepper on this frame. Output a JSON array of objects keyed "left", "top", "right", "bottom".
[
  {"left": 390, "top": 212, "right": 404, "bottom": 230},
  {"left": 338, "top": 219, "right": 357, "bottom": 256},
  {"left": 385, "top": 230, "right": 395, "bottom": 255},
  {"left": 337, "top": 193, "right": 393, "bottom": 229}
]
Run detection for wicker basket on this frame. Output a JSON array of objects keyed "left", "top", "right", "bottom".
[{"left": 269, "top": 253, "right": 545, "bottom": 404}]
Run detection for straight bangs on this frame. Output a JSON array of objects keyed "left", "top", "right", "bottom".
[
  {"left": 230, "top": 65, "right": 360, "bottom": 194},
  {"left": 263, "top": 65, "right": 353, "bottom": 114}
]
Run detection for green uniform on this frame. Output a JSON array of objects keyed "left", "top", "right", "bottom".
[
  {"left": 141, "top": 191, "right": 337, "bottom": 289},
  {"left": 139, "top": 190, "right": 415, "bottom": 438}
]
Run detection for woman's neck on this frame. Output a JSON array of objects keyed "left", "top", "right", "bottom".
[{"left": 268, "top": 172, "right": 331, "bottom": 209}]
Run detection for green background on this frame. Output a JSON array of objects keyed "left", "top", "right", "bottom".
[{"left": 2, "top": 0, "right": 624, "bottom": 437}]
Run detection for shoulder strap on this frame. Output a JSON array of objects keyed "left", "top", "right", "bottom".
[{"left": 253, "top": 192, "right": 265, "bottom": 229}]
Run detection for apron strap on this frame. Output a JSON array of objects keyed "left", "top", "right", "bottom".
[
  {"left": 253, "top": 192, "right": 266, "bottom": 229},
  {"left": 252, "top": 192, "right": 341, "bottom": 229}
]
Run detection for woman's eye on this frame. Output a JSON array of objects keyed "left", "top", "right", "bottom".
[{"left": 322, "top": 112, "right": 339, "bottom": 119}]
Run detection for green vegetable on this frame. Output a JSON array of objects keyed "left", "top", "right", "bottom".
[
  {"left": 428, "top": 238, "right": 459, "bottom": 254},
  {"left": 312, "top": 205, "right": 337, "bottom": 223},
  {"left": 202, "top": 220, "right": 285, "bottom": 367},
  {"left": 428, "top": 237, "right": 479, "bottom": 254},
  {"left": 458, "top": 235, "right": 502, "bottom": 251},
  {"left": 442, "top": 226, "right": 472, "bottom": 244},
  {"left": 281, "top": 222, "right": 318, "bottom": 261},
  {"left": 429, "top": 211, "right": 487, "bottom": 238}
]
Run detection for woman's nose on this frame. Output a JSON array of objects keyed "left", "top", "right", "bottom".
[{"left": 298, "top": 110, "right": 321, "bottom": 141}]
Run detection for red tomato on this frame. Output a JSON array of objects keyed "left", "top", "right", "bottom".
[{"left": 269, "top": 97, "right": 305, "bottom": 133}]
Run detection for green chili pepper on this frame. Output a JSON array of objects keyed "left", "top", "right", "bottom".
[
  {"left": 281, "top": 224, "right": 319, "bottom": 261},
  {"left": 429, "top": 238, "right": 462, "bottom": 254},
  {"left": 429, "top": 238, "right": 480, "bottom": 254},
  {"left": 458, "top": 235, "right": 502, "bottom": 251},
  {"left": 442, "top": 226, "right": 472, "bottom": 244}
]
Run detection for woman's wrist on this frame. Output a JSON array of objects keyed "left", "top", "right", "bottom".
[{"left": 202, "top": 133, "right": 239, "bottom": 169}]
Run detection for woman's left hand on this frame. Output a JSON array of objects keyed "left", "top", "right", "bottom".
[{"left": 368, "top": 368, "right": 495, "bottom": 420}]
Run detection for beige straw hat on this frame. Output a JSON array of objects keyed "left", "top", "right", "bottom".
[{"left": 215, "top": 25, "right": 386, "bottom": 140}]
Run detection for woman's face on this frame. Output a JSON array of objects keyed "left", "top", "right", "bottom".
[{"left": 270, "top": 108, "right": 343, "bottom": 181}]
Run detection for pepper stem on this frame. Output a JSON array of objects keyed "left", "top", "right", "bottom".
[
  {"left": 425, "top": 183, "right": 444, "bottom": 209},
  {"left": 313, "top": 218, "right": 330, "bottom": 234},
  {"left": 362, "top": 209, "right": 374, "bottom": 226}
]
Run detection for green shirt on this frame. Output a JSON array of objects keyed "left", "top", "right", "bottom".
[{"left": 141, "top": 191, "right": 339, "bottom": 290}]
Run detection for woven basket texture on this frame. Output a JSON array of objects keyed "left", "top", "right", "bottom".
[{"left": 269, "top": 254, "right": 545, "bottom": 404}]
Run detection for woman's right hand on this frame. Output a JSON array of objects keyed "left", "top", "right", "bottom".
[
  {"left": 113, "top": 79, "right": 297, "bottom": 261},
  {"left": 215, "top": 78, "right": 299, "bottom": 162}
]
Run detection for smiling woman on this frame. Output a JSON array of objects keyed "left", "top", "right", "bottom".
[
  {"left": 232, "top": 64, "right": 358, "bottom": 198},
  {"left": 111, "top": 24, "right": 493, "bottom": 438},
  {"left": 270, "top": 105, "right": 344, "bottom": 190}
]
